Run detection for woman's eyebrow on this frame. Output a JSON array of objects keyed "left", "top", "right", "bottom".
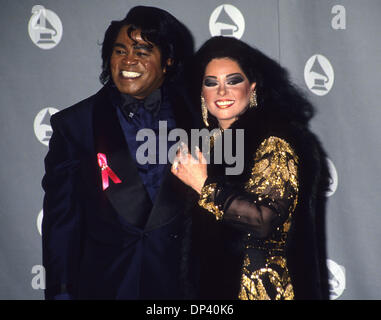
[
  {"left": 226, "top": 73, "right": 244, "bottom": 78},
  {"left": 204, "top": 73, "right": 244, "bottom": 79}
]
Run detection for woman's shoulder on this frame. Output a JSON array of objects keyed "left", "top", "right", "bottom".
[
  {"left": 257, "top": 136, "right": 295, "bottom": 151},
  {"left": 251, "top": 135, "right": 298, "bottom": 162}
]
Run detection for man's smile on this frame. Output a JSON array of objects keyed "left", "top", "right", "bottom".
[{"left": 120, "top": 71, "right": 142, "bottom": 79}]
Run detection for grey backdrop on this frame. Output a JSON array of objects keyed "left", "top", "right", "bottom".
[{"left": 1, "top": 0, "right": 380, "bottom": 300}]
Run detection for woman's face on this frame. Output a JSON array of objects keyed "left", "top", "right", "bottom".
[{"left": 202, "top": 58, "right": 256, "bottom": 129}]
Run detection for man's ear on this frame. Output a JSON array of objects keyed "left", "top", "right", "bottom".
[{"left": 163, "top": 58, "right": 174, "bottom": 73}]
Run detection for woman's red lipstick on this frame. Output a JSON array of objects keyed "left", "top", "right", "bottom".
[{"left": 215, "top": 99, "right": 235, "bottom": 109}]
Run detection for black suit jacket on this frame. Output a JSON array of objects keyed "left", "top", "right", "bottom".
[{"left": 42, "top": 84, "right": 196, "bottom": 299}]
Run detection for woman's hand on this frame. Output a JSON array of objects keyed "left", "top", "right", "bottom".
[{"left": 171, "top": 142, "right": 207, "bottom": 194}]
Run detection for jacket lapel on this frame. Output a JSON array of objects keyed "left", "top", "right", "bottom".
[
  {"left": 145, "top": 163, "right": 189, "bottom": 230},
  {"left": 92, "top": 86, "right": 152, "bottom": 227},
  {"left": 144, "top": 87, "right": 195, "bottom": 230}
]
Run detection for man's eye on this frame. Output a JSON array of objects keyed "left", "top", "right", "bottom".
[
  {"left": 115, "top": 49, "right": 126, "bottom": 55},
  {"left": 136, "top": 51, "right": 149, "bottom": 57},
  {"left": 203, "top": 79, "right": 217, "bottom": 87}
]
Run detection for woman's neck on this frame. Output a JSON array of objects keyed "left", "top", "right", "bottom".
[{"left": 218, "top": 118, "right": 236, "bottom": 130}]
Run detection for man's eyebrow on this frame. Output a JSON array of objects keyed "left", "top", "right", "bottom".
[
  {"left": 133, "top": 43, "right": 153, "bottom": 51},
  {"left": 112, "top": 42, "right": 153, "bottom": 52},
  {"left": 113, "top": 42, "right": 126, "bottom": 49}
]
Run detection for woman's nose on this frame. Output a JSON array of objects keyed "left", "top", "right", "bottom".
[{"left": 217, "top": 83, "right": 226, "bottom": 96}]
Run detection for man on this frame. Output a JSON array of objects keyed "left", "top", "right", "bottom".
[{"left": 42, "top": 6, "right": 196, "bottom": 299}]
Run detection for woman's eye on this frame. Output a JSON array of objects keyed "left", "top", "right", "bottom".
[
  {"left": 227, "top": 76, "right": 244, "bottom": 85},
  {"left": 203, "top": 79, "right": 217, "bottom": 87}
]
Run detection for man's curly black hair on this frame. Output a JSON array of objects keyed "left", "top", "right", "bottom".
[{"left": 99, "top": 6, "right": 194, "bottom": 86}]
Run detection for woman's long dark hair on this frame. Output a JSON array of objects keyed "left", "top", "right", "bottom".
[
  {"left": 99, "top": 6, "right": 194, "bottom": 86},
  {"left": 192, "top": 36, "right": 315, "bottom": 129}
]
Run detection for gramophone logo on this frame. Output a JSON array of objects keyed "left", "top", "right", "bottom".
[
  {"left": 326, "top": 158, "right": 338, "bottom": 197},
  {"left": 28, "top": 5, "right": 63, "bottom": 49},
  {"left": 327, "top": 259, "right": 346, "bottom": 300},
  {"left": 209, "top": 4, "right": 245, "bottom": 39},
  {"left": 304, "top": 54, "right": 334, "bottom": 96},
  {"left": 34, "top": 107, "right": 59, "bottom": 146}
]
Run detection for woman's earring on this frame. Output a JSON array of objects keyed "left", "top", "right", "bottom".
[
  {"left": 201, "top": 96, "right": 209, "bottom": 127},
  {"left": 249, "top": 89, "right": 257, "bottom": 108}
]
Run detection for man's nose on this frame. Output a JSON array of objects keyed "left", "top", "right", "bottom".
[{"left": 122, "top": 54, "right": 138, "bottom": 65}]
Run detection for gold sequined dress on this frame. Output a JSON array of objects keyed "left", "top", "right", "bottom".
[{"left": 198, "top": 136, "right": 299, "bottom": 300}]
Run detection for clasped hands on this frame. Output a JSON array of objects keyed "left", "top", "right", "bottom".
[{"left": 171, "top": 142, "right": 207, "bottom": 194}]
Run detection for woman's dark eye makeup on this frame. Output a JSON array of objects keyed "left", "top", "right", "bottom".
[
  {"left": 227, "top": 74, "right": 244, "bottom": 85},
  {"left": 203, "top": 73, "right": 245, "bottom": 87},
  {"left": 203, "top": 78, "right": 218, "bottom": 87}
]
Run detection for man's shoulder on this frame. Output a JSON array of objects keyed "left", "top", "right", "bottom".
[{"left": 52, "top": 86, "right": 107, "bottom": 124}]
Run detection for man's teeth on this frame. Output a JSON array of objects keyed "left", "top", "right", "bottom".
[
  {"left": 216, "top": 100, "right": 234, "bottom": 106},
  {"left": 121, "top": 71, "right": 141, "bottom": 78}
]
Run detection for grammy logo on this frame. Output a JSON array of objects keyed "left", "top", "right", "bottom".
[
  {"left": 309, "top": 56, "right": 329, "bottom": 91},
  {"left": 304, "top": 54, "right": 335, "bottom": 96},
  {"left": 215, "top": 6, "right": 239, "bottom": 36},
  {"left": 34, "top": 107, "right": 59, "bottom": 146},
  {"left": 28, "top": 5, "right": 63, "bottom": 50},
  {"left": 209, "top": 4, "right": 245, "bottom": 39}
]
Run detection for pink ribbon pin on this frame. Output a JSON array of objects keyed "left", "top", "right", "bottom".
[{"left": 97, "top": 153, "right": 122, "bottom": 190}]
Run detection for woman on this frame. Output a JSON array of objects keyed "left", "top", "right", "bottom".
[{"left": 172, "top": 36, "right": 330, "bottom": 300}]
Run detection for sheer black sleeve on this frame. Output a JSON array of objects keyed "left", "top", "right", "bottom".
[{"left": 198, "top": 136, "right": 299, "bottom": 238}]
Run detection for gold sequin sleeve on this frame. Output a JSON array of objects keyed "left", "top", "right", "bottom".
[
  {"left": 198, "top": 183, "right": 224, "bottom": 220},
  {"left": 238, "top": 136, "right": 299, "bottom": 300},
  {"left": 198, "top": 136, "right": 299, "bottom": 233},
  {"left": 245, "top": 136, "right": 299, "bottom": 216}
]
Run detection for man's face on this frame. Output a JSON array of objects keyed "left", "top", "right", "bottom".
[{"left": 110, "top": 25, "right": 167, "bottom": 99}]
